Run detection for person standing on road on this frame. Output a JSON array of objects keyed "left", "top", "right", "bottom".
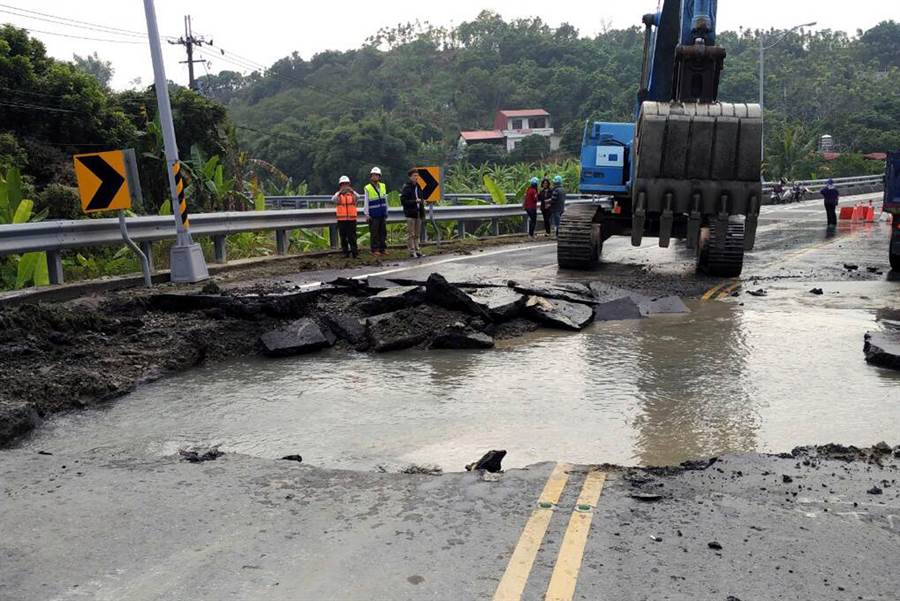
[
  {"left": 400, "top": 168, "right": 426, "bottom": 258},
  {"left": 538, "top": 177, "right": 553, "bottom": 236},
  {"left": 820, "top": 178, "right": 840, "bottom": 228},
  {"left": 330, "top": 175, "right": 360, "bottom": 258},
  {"left": 523, "top": 177, "right": 539, "bottom": 238},
  {"left": 549, "top": 175, "right": 567, "bottom": 237},
  {"left": 364, "top": 167, "right": 389, "bottom": 256}
]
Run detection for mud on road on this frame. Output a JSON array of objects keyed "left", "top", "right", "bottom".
[{"left": 0, "top": 241, "right": 699, "bottom": 446}]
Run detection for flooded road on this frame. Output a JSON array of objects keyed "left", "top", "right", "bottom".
[{"left": 21, "top": 278, "right": 899, "bottom": 470}]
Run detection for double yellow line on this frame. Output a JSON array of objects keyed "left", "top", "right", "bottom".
[
  {"left": 493, "top": 464, "right": 607, "bottom": 601},
  {"left": 701, "top": 279, "right": 742, "bottom": 301}
]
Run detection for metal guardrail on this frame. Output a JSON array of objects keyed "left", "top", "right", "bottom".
[
  {"left": 266, "top": 175, "right": 884, "bottom": 208},
  {"left": 0, "top": 174, "right": 883, "bottom": 286},
  {"left": 0, "top": 203, "right": 560, "bottom": 285}
]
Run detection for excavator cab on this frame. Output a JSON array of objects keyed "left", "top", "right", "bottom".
[{"left": 565, "top": 0, "right": 762, "bottom": 277}]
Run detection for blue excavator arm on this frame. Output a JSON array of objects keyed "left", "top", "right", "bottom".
[{"left": 571, "top": 0, "right": 762, "bottom": 277}]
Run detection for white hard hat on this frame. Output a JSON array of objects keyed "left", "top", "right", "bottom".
[
  {"left": 338, "top": 175, "right": 350, "bottom": 184},
  {"left": 370, "top": 167, "right": 382, "bottom": 176}
]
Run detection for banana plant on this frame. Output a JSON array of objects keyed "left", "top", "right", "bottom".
[{"left": 1, "top": 167, "right": 50, "bottom": 289}]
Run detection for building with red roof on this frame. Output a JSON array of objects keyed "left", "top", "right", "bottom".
[{"left": 459, "top": 109, "right": 560, "bottom": 153}]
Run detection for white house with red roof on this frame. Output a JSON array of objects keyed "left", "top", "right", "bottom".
[{"left": 459, "top": 109, "right": 560, "bottom": 153}]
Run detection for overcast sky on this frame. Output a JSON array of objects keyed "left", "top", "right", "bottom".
[{"left": 2, "top": 1, "right": 896, "bottom": 90}]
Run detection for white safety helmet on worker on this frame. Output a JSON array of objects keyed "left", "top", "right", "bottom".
[
  {"left": 339, "top": 175, "right": 351, "bottom": 184},
  {"left": 370, "top": 167, "right": 382, "bottom": 176}
]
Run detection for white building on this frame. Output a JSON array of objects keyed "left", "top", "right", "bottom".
[{"left": 459, "top": 109, "right": 561, "bottom": 153}]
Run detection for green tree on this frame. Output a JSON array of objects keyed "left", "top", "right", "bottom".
[
  {"left": 72, "top": 52, "right": 113, "bottom": 89},
  {"left": 464, "top": 143, "right": 507, "bottom": 166},
  {"left": 509, "top": 134, "right": 550, "bottom": 163}
]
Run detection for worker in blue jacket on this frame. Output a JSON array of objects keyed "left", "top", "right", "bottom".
[{"left": 820, "top": 178, "right": 839, "bottom": 228}]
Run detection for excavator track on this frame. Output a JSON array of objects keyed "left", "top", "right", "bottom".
[
  {"left": 698, "top": 221, "right": 745, "bottom": 277},
  {"left": 557, "top": 204, "right": 600, "bottom": 269}
]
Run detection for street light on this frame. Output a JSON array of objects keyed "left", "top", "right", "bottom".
[{"left": 759, "top": 21, "right": 817, "bottom": 171}]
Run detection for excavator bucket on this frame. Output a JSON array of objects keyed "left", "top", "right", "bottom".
[{"left": 631, "top": 101, "right": 763, "bottom": 261}]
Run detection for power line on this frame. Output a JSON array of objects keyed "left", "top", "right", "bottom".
[
  {"left": 0, "top": 3, "right": 146, "bottom": 37},
  {"left": 12, "top": 26, "right": 144, "bottom": 44},
  {"left": 196, "top": 49, "right": 260, "bottom": 74},
  {"left": 0, "top": 99, "right": 76, "bottom": 113},
  {"left": 207, "top": 43, "right": 266, "bottom": 70}
]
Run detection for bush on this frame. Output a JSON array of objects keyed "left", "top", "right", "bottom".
[
  {"left": 464, "top": 143, "right": 507, "bottom": 166},
  {"left": 0, "top": 133, "right": 27, "bottom": 172},
  {"left": 38, "top": 184, "right": 82, "bottom": 220},
  {"left": 508, "top": 134, "right": 551, "bottom": 163}
]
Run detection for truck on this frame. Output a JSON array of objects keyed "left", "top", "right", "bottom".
[
  {"left": 885, "top": 151, "right": 900, "bottom": 270},
  {"left": 559, "top": 0, "right": 762, "bottom": 277}
]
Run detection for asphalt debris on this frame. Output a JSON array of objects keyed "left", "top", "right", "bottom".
[
  {"left": 465, "top": 449, "right": 506, "bottom": 473},
  {"left": 178, "top": 446, "right": 224, "bottom": 463}
]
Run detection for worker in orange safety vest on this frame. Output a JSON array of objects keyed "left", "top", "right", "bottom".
[{"left": 331, "top": 175, "right": 360, "bottom": 258}]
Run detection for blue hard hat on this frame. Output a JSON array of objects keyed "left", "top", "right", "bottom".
[
  {"left": 553, "top": 175, "right": 563, "bottom": 184},
  {"left": 530, "top": 177, "right": 539, "bottom": 185},
  {"left": 827, "top": 178, "right": 834, "bottom": 185}
]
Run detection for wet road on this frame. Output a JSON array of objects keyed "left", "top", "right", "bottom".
[
  {"left": 3, "top": 193, "right": 899, "bottom": 601},
  {"left": 18, "top": 192, "right": 899, "bottom": 471}
]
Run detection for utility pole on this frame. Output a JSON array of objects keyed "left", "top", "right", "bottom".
[
  {"left": 143, "top": 0, "right": 209, "bottom": 283},
  {"left": 168, "top": 15, "right": 211, "bottom": 90}
]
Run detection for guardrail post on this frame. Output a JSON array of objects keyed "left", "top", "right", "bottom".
[
  {"left": 46, "top": 250, "right": 63, "bottom": 285},
  {"left": 420, "top": 220, "right": 428, "bottom": 243},
  {"left": 213, "top": 235, "right": 227, "bottom": 263},
  {"left": 140, "top": 241, "right": 156, "bottom": 272},
  {"left": 522, "top": 216, "right": 528, "bottom": 233},
  {"left": 492, "top": 218, "right": 500, "bottom": 237},
  {"left": 328, "top": 225, "right": 338, "bottom": 249},
  {"left": 457, "top": 221, "right": 466, "bottom": 239},
  {"left": 275, "top": 229, "right": 289, "bottom": 255}
]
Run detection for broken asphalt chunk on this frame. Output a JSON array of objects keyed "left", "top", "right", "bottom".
[
  {"left": 863, "top": 331, "right": 900, "bottom": 370},
  {"left": 430, "top": 326, "right": 494, "bottom": 350},
  {"left": 356, "top": 285, "right": 425, "bottom": 316},
  {"left": 594, "top": 296, "right": 644, "bottom": 321},
  {"left": 425, "top": 273, "right": 492, "bottom": 320},
  {"left": 179, "top": 446, "right": 223, "bottom": 463},
  {"left": 259, "top": 318, "right": 335, "bottom": 357},
  {"left": 524, "top": 296, "right": 595, "bottom": 330},
  {"left": 465, "top": 449, "right": 506, "bottom": 473},
  {"left": 321, "top": 313, "right": 368, "bottom": 350}
]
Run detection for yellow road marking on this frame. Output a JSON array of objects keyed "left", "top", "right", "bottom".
[
  {"left": 544, "top": 470, "right": 607, "bottom": 601},
  {"left": 493, "top": 462, "right": 572, "bottom": 601},
  {"left": 716, "top": 280, "right": 742, "bottom": 299},
  {"left": 701, "top": 281, "right": 728, "bottom": 301}
]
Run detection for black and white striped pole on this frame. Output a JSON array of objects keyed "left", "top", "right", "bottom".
[{"left": 143, "top": 0, "right": 209, "bottom": 283}]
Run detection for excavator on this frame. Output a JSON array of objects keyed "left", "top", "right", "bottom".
[{"left": 559, "top": 0, "right": 762, "bottom": 277}]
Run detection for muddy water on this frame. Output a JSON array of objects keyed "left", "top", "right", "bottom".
[{"left": 20, "top": 280, "right": 900, "bottom": 470}]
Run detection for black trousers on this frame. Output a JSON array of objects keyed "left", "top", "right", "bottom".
[
  {"left": 338, "top": 220, "right": 358, "bottom": 256},
  {"left": 540, "top": 208, "right": 552, "bottom": 234},
  {"left": 825, "top": 201, "right": 837, "bottom": 226},
  {"left": 369, "top": 216, "right": 387, "bottom": 252},
  {"left": 525, "top": 209, "right": 538, "bottom": 236}
]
